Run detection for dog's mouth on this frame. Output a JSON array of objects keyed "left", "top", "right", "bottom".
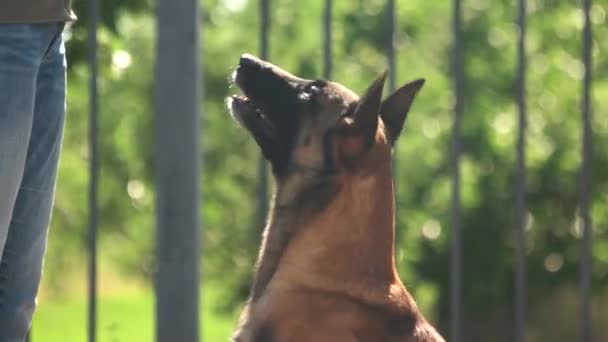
[
  {"left": 227, "top": 93, "right": 276, "bottom": 141},
  {"left": 227, "top": 54, "right": 310, "bottom": 145}
]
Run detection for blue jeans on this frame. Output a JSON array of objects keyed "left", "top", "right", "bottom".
[{"left": 0, "top": 23, "right": 66, "bottom": 341}]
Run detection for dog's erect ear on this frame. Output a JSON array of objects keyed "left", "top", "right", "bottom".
[
  {"left": 335, "top": 72, "right": 386, "bottom": 167},
  {"left": 352, "top": 71, "right": 386, "bottom": 144},
  {"left": 380, "top": 78, "right": 425, "bottom": 145}
]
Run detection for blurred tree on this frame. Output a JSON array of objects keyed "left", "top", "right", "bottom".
[{"left": 47, "top": 0, "right": 608, "bottom": 340}]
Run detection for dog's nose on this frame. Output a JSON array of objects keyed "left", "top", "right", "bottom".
[
  {"left": 240, "top": 53, "right": 263, "bottom": 69},
  {"left": 237, "top": 53, "right": 306, "bottom": 89}
]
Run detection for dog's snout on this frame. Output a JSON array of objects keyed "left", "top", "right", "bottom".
[
  {"left": 237, "top": 53, "right": 308, "bottom": 87},
  {"left": 234, "top": 53, "right": 310, "bottom": 113},
  {"left": 239, "top": 53, "right": 264, "bottom": 70}
]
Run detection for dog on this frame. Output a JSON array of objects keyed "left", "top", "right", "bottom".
[{"left": 227, "top": 54, "right": 444, "bottom": 342}]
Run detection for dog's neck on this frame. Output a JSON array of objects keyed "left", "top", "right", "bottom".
[
  {"left": 277, "top": 162, "right": 397, "bottom": 280},
  {"left": 268, "top": 151, "right": 412, "bottom": 313}
]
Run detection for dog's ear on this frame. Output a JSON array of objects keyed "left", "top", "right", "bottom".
[
  {"left": 335, "top": 72, "right": 386, "bottom": 164},
  {"left": 352, "top": 71, "right": 386, "bottom": 144},
  {"left": 380, "top": 78, "right": 425, "bottom": 145}
]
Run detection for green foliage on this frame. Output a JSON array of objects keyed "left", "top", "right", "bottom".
[
  {"left": 45, "top": 0, "right": 608, "bottom": 339},
  {"left": 33, "top": 285, "right": 234, "bottom": 341}
]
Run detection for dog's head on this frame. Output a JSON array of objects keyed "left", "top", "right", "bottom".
[{"left": 228, "top": 54, "right": 423, "bottom": 204}]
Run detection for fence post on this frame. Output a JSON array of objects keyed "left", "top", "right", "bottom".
[
  {"left": 385, "top": 0, "right": 401, "bottom": 245},
  {"left": 87, "top": 0, "right": 100, "bottom": 341},
  {"left": 450, "top": 0, "right": 463, "bottom": 341},
  {"left": 323, "top": 0, "right": 332, "bottom": 80},
  {"left": 579, "top": 0, "right": 593, "bottom": 341},
  {"left": 514, "top": 0, "right": 528, "bottom": 341},
  {"left": 257, "top": 0, "right": 270, "bottom": 234},
  {"left": 154, "top": 0, "right": 201, "bottom": 340},
  {"left": 386, "top": 0, "right": 396, "bottom": 94}
]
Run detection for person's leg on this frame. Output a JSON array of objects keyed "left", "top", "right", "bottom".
[
  {"left": 0, "top": 24, "right": 40, "bottom": 264},
  {"left": 0, "top": 23, "right": 66, "bottom": 342}
]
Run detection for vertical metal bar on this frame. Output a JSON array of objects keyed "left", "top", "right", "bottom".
[
  {"left": 386, "top": 0, "right": 396, "bottom": 94},
  {"left": 450, "top": 0, "right": 463, "bottom": 341},
  {"left": 87, "top": 0, "right": 100, "bottom": 341},
  {"left": 260, "top": 0, "right": 269, "bottom": 60},
  {"left": 579, "top": 0, "right": 593, "bottom": 341},
  {"left": 323, "top": 0, "right": 332, "bottom": 79},
  {"left": 258, "top": 0, "right": 270, "bottom": 231},
  {"left": 515, "top": 0, "right": 527, "bottom": 341},
  {"left": 386, "top": 0, "right": 400, "bottom": 245},
  {"left": 154, "top": 0, "right": 201, "bottom": 340}
]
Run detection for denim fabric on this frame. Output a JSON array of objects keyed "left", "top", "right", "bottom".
[{"left": 0, "top": 23, "right": 66, "bottom": 341}]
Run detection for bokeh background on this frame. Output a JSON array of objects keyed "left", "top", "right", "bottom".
[{"left": 30, "top": 0, "right": 608, "bottom": 341}]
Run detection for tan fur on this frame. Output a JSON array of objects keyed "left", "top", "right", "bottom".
[
  {"left": 228, "top": 57, "right": 443, "bottom": 341},
  {"left": 235, "top": 129, "right": 443, "bottom": 342},
  {"left": 245, "top": 82, "right": 360, "bottom": 306}
]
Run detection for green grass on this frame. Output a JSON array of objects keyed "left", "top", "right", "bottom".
[{"left": 32, "top": 286, "right": 236, "bottom": 342}]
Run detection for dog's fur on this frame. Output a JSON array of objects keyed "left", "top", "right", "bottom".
[{"left": 227, "top": 54, "right": 444, "bottom": 342}]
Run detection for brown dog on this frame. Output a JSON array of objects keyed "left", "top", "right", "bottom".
[{"left": 227, "top": 54, "right": 444, "bottom": 342}]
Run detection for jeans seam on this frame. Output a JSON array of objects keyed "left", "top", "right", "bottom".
[
  {"left": 0, "top": 244, "right": 10, "bottom": 309},
  {"left": 18, "top": 186, "right": 51, "bottom": 194},
  {"left": 41, "top": 23, "right": 65, "bottom": 62},
  {"left": 9, "top": 218, "right": 26, "bottom": 226}
]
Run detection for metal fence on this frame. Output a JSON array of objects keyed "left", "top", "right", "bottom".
[{"left": 43, "top": 0, "right": 595, "bottom": 341}]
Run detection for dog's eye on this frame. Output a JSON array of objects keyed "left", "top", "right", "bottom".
[
  {"left": 298, "top": 80, "right": 326, "bottom": 102},
  {"left": 298, "top": 90, "right": 312, "bottom": 101},
  {"left": 310, "top": 80, "right": 327, "bottom": 89},
  {"left": 306, "top": 81, "right": 326, "bottom": 93},
  {"left": 299, "top": 87, "right": 317, "bottom": 101}
]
